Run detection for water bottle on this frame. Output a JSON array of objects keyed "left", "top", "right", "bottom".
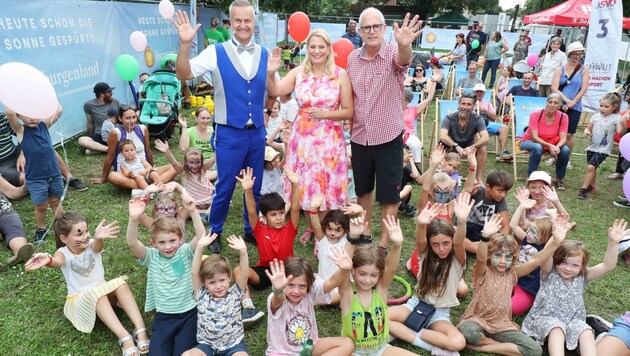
[{"left": 299, "top": 339, "right": 314, "bottom": 356}]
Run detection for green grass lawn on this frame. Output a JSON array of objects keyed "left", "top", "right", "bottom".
[{"left": 0, "top": 102, "right": 629, "bottom": 355}]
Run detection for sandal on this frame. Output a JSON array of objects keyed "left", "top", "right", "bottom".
[
  {"left": 118, "top": 335, "right": 140, "bottom": 356},
  {"left": 554, "top": 180, "right": 566, "bottom": 191},
  {"left": 132, "top": 328, "right": 150, "bottom": 355}
]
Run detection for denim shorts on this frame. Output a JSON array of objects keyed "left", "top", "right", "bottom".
[
  {"left": 403, "top": 295, "right": 451, "bottom": 326},
  {"left": 25, "top": 175, "right": 64, "bottom": 205},
  {"left": 195, "top": 340, "right": 248, "bottom": 355},
  {"left": 607, "top": 316, "right": 630, "bottom": 349}
]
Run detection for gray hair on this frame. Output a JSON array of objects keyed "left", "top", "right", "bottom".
[
  {"left": 467, "top": 60, "right": 478, "bottom": 70},
  {"left": 547, "top": 92, "right": 562, "bottom": 102},
  {"left": 358, "top": 7, "right": 385, "bottom": 28},
  {"left": 550, "top": 37, "right": 562, "bottom": 45},
  {"left": 404, "top": 89, "right": 413, "bottom": 102},
  {"left": 229, "top": 0, "right": 255, "bottom": 19}
]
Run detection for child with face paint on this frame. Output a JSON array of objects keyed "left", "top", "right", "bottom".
[
  {"left": 522, "top": 219, "right": 630, "bottom": 355},
  {"left": 510, "top": 199, "right": 554, "bottom": 315},
  {"left": 407, "top": 145, "right": 476, "bottom": 277},
  {"left": 388, "top": 192, "right": 474, "bottom": 354},
  {"left": 458, "top": 214, "right": 572, "bottom": 356},
  {"left": 155, "top": 140, "right": 217, "bottom": 223}
]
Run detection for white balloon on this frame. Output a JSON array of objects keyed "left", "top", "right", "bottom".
[
  {"left": 0, "top": 62, "right": 58, "bottom": 118},
  {"left": 130, "top": 31, "right": 148, "bottom": 52},
  {"left": 158, "top": 0, "right": 175, "bottom": 20}
]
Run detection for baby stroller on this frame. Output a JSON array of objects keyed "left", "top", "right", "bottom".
[{"left": 139, "top": 70, "right": 181, "bottom": 140}]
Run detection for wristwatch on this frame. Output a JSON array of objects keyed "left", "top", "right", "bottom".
[{"left": 453, "top": 143, "right": 459, "bottom": 149}]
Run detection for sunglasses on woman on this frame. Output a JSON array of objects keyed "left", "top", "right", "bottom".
[{"left": 120, "top": 104, "right": 138, "bottom": 111}]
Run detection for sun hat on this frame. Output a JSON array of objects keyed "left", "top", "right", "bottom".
[
  {"left": 527, "top": 171, "right": 552, "bottom": 186},
  {"left": 264, "top": 146, "right": 279, "bottom": 162},
  {"left": 566, "top": 42, "right": 586, "bottom": 55}
]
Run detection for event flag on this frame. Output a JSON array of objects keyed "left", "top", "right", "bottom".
[{"left": 583, "top": 0, "right": 623, "bottom": 111}]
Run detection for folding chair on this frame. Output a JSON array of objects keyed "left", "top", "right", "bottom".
[
  {"left": 452, "top": 71, "right": 481, "bottom": 99},
  {"left": 193, "top": 73, "right": 214, "bottom": 97},
  {"left": 508, "top": 96, "right": 548, "bottom": 181},
  {"left": 434, "top": 99, "right": 459, "bottom": 146}
]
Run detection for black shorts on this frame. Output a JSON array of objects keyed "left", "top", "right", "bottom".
[
  {"left": 586, "top": 150, "right": 609, "bottom": 168},
  {"left": 90, "top": 133, "right": 106, "bottom": 145},
  {"left": 0, "top": 148, "right": 22, "bottom": 187},
  {"left": 351, "top": 133, "right": 404, "bottom": 204},
  {"left": 564, "top": 108, "right": 581, "bottom": 134},
  {"left": 250, "top": 266, "right": 272, "bottom": 289},
  {"left": 0, "top": 211, "right": 26, "bottom": 247}
]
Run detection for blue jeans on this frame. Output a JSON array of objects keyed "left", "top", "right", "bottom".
[
  {"left": 519, "top": 140, "right": 570, "bottom": 179},
  {"left": 482, "top": 58, "right": 501, "bottom": 87}
]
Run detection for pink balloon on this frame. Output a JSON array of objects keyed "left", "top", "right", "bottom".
[
  {"left": 0, "top": 62, "right": 58, "bottom": 118},
  {"left": 620, "top": 134, "right": 630, "bottom": 160},
  {"left": 159, "top": 0, "right": 175, "bottom": 20},
  {"left": 526, "top": 54, "right": 538, "bottom": 67},
  {"left": 130, "top": 31, "right": 148, "bottom": 52},
  {"left": 624, "top": 174, "right": 630, "bottom": 201}
]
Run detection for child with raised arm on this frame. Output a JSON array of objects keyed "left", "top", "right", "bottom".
[
  {"left": 5, "top": 104, "right": 64, "bottom": 245},
  {"left": 233, "top": 165, "right": 301, "bottom": 327},
  {"left": 522, "top": 219, "right": 630, "bottom": 355},
  {"left": 119, "top": 139, "right": 161, "bottom": 189},
  {"left": 457, "top": 214, "right": 573, "bottom": 356},
  {"left": 512, "top": 171, "right": 567, "bottom": 231},
  {"left": 509, "top": 198, "right": 554, "bottom": 316},
  {"left": 265, "top": 254, "right": 355, "bottom": 355},
  {"left": 126, "top": 193, "right": 205, "bottom": 355},
  {"left": 310, "top": 194, "right": 353, "bottom": 304},
  {"left": 389, "top": 192, "right": 474, "bottom": 355},
  {"left": 339, "top": 215, "right": 418, "bottom": 356},
  {"left": 26, "top": 213, "right": 150, "bottom": 356},
  {"left": 182, "top": 234, "right": 250, "bottom": 356}
]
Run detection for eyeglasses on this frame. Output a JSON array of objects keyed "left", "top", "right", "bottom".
[
  {"left": 120, "top": 104, "right": 138, "bottom": 111},
  {"left": 461, "top": 92, "right": 476, "bottom": 99},
  {"left": 570, "top": 52, "right": 584, "bottom": 57},
  {"left": 415, "top": 68, "right": 424, "bottom": 72},
  {"left": 360, "top": 24, "right": 384, "bottom": 33},
  {"left": 156, "top": 204, "right": 177, "bottom": 214}
]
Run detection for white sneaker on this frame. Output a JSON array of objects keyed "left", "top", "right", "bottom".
[
  {"left": 432, "top": 347, "right": 460, "bottom": 356},
  {"left": 545, "top": 157, "right": 556, "bottom": 166},
  {"left": 85, "top": 149, "right": 98, "bottom": 155},
  {"left": 609, "top": 172, "right": 624, "bottom": 180},
  {"left": 566, "top": 160, "right": 573, "bottom": 169}
]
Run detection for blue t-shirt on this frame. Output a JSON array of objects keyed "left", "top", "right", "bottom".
[{"left": 21, "top": 121, "right": 60, "bottom": 180}]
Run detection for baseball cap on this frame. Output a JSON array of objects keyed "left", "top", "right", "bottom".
[
  {"left": 106, "top": 108, "right": 119, "bottom": 117},
  {"left": 222, "top": 19, "right": 231, "bottom": 25},
  {"left": 473, "top": 83, "right": 486, "bottom": 92},
  {"left": 428, "top": 56, "right": 439, "bottom": 65},
  {"left": 527, "top": 171, "right": 551, "bottom": 186},
  {"left": 94, "top": 82, "right": 114, "bottom": 95},
  {"left": 264, "top": 146, "right": 279, "bottom": 162}
]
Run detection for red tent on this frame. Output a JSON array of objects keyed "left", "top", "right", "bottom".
[{"left": 523, "top": 0, "right": 630, "bottom": 29}]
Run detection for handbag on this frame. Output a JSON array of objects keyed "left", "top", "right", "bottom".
[{"left": 403, "top": 299, "right": 436, "bottom": 332}]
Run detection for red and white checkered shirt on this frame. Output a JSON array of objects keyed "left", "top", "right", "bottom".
[{"left": 347, "top": 41, "right": 410, "bottom": 146}]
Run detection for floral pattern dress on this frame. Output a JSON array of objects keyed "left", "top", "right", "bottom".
[
  {"left": 512, "top": 40, "right": 529, "bottom": 65},
  {"left": 283, "top": 67, "right": 348, "bottom": 211},
  {"left": 521, "top": 269, "right": 591, "bottom": 350}
]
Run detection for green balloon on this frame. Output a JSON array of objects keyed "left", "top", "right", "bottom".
[
  {"left": 471, "top": 40, "right": 480, "bottom": 49},
  {"left": 161, "top": 53, "right": 177, "bottom": 70},
  {"left": 115, "top": 54, "right": 139, "bottom": 81}
]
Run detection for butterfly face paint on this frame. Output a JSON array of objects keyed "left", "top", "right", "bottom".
[
  {"left": 525, "top": 223, "right": 540, "bottom": 244},
  {"left": 433, "top": 187, "right": 451, "bottom": 204},
  {"left": 491, "top": 249, "right": 514, "bottom": 269}
]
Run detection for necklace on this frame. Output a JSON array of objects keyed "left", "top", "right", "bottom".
[{"left": 458, "top": 118, "right": 469, "bottom": 132}]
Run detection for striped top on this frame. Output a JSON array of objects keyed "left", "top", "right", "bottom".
[
  {"left": 140, "top": 243, "right": 196, "bottom": 313},
  {"left": 184, "top": 172, "right": 214, "bottom": 206},
  {"left": 0, "top": 114, "right": 19, "bottom": 164}
]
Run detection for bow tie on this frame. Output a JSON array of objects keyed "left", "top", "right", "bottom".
[{"left": 237, "top": 43, "right": 255, "bottom": 55}]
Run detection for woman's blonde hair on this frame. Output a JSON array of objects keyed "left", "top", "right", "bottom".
[
  {"left": 532, "top": 217, "right": 553, "bottom": 244},
  {"left": 302, "top": 29, "right": 335, "bottom": 77}
]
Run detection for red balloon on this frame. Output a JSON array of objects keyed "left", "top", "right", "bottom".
[
  {"left": 288, "top": 12, "right": 310, "bottom": 43},
  {"left": 332, "top": 38, "right": 354, "bottom": 69}
]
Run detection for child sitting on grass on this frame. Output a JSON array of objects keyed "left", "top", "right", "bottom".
[
  {"left": 5, "top": 104, "right": 64, "bottom": 245},
  {"left": 26, "top": 213, "right": 150, "bottom": 356},
  {"left": 126, "top": 194, "right": 204, "bottom": 355},
  {"left": 182, "top": 233, "right": 250, "bottom": 356},
  {"left": 233, "top": 165, "right": 300, "bottom": 328},
  {"left": 119, "top": 139, "right": 162, "bottom": 189}
]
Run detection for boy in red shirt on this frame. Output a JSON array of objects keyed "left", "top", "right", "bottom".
[{"left": 233, "top": 165, "right": 300, "bottom": 328}]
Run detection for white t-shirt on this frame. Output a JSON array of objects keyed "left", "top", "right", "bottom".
[
  {"left": 266, "top": 277, "right": 331, "bottom": 355},
  {"left": 59, "top": 242, "right": 105, "bottom": 296},
  {"left": 587, "top": 113, "right": 621, "bottom": 154},
  {"left": 261, "top": 167, "right": 283, "bottom": 195},
  {"left": 317, "top": 235, "right": 348, "bottom": 280},
  {"left": 280, "top": 98, "right": 299, "bottom": 123},
  {"left": 101, "top": 120, "right": 116, "bottom": 142},
  {"left": 114, "top": 126, "right": 146, "bottom": 171}
]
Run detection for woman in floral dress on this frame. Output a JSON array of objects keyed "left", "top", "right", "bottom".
[{"left": 266, "top": 29, "right": 354, "bottom": 220}]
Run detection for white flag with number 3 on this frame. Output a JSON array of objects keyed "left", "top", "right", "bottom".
[{"left": 583, "top": 0, "right": 623, "bottom": 111}]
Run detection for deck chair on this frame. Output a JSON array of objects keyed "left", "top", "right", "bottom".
[
  {"left": 192, "top": 73, "right": 213, "bottom": 97},
  {"left": 451, "top": 71, "right": 481, "bottom": 99},
  {"left": 508, "top": 96, "right": 548, "bottom": 181},
  {"left": 434, "top": 99, "right": 459, "bottom": 146}
]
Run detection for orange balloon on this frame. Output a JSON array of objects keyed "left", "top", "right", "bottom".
[
  {"left": 332, "top": 38, "right": 354, "bottom": 69},
  {"left": 288, "top": 12, "right": 310, "bottom": 43}
]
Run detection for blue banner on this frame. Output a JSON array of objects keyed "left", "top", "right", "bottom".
[
  {"left": 0, "top": 1, "right": 226, "bottom": 144},
  {"left": 513, "top": 96, "right": 547, "bottom": 137},
  {"left": 421, "top": 28, "right": 547, "bottom": 57}
]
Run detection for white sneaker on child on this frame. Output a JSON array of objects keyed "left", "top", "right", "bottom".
[{"left": 431, "top": 346, "right": 460, "bottom": 356}]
